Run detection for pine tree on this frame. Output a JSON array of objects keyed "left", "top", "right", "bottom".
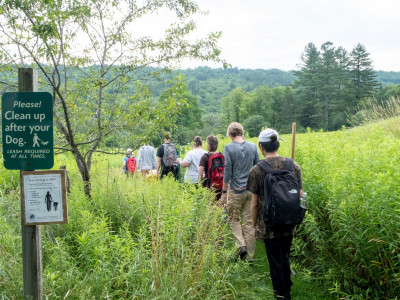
[
  {"left": 349, "top": 43, "right": 378, "bottom": 105},
  {"left": 293, "top": 43, "right": 321, "bottom": 128},
  {"left": 318, "top": 42, "right": 351, "bottom": 130},
  {"left": 275, "top": 87, "right": 299, "bottom": 133},
  {"left": 331, "top": 46, "right": 352, "bottom": 128},
  {"left": 294, "top": 42, "right": 353, "bottom": 130}
]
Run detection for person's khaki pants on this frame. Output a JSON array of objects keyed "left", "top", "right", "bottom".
[
  {"left": 140, "top": 169, "right": 150, "bottom": 175},
  {"left": 226, "top": 189, "right": 256, "bottom": 260}
]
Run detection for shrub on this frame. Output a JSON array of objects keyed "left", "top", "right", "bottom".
[{"left": 243, "top": 115, "right": 265, "bottom": 138}]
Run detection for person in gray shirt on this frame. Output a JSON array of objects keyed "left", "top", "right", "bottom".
[
  {"left": 137, "top": 143, "right": 157, "bottom": 175},
  {"left": 221, "top": 122, "right": 259, "bottom": 262}
]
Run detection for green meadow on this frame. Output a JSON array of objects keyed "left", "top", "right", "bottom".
[{"left": 1, "top": 120, "right": 399, "bottom": 299}]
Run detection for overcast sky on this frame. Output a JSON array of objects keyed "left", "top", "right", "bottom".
[{"left": 140, "top": 0, "right": 400, "bottom": 71}]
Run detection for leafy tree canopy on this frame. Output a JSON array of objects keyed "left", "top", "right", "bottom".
[{"left": 0, "top": 0, "right": 226, "bottom": 197}]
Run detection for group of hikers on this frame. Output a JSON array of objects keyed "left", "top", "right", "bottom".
[{"left": 123, "top": 122, "right": 304, "bottom": 300}]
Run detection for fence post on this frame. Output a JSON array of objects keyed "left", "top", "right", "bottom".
[
  {"left": 291, "top": 122, "right": 296, "bottom": 160},
  {"left": 19, "top": 68, "right": 43, "bottom": 300}
]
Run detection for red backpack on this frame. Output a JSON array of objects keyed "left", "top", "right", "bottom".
[
  {"left": 204, "top": 153, "right": 225, "bottom": 189},
  {"left": 127, "top": 156, "right": 137, "bottom": 173}
]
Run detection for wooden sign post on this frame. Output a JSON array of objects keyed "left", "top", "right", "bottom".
[
  {"left": 18, "top": 68, "right": 43, "bottom": 300},
  {"left": 2, "top": 68, "right": 66, "bottom": 299},
  {"left": 291, "top": 122, "right": 296, "bottom": 160}
]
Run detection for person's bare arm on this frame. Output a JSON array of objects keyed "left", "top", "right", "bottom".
[
  {"left": 220, "top": 181, "right": 229, "bottom": 205},
  {"left": 251, "top": 193, "right": 259, "bottom": 236},
  {"left": 251, "top": 193, "right": 259, "bottom": 226},
  {"left": 221, "top": 146, "right": 231, "bottom": 205},
  {"left": 198, "top": 166, "right": 205, "bottom": 182},
  {"left": 156, "top": 157, "right": 161, "bottom": 177},
  {"left": 180, "top": 161, "right": 190, "bottom": 168}
]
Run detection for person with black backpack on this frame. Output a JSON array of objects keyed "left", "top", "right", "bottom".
[
  {"left": 247, "top": 128, "right": 304, "bottom": 300},
  {"left": 198, "top": 135, "right": 225, "bottom": 201},
  {"left": 156, "top": 132, "right": 179, "bottom": 180}
]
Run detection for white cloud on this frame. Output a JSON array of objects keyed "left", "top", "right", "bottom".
[
  {"left": 193, "top": 0, "right": 400, "bottom": 71},
  {"left": 133, "top": 0, "right": 400, "bottom": 71}
]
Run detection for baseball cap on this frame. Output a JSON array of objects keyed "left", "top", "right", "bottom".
[
  {"left": 164, "top": 132, "right": 172, "bottom": 140},
  {"left": 126, "top": 148, "right": 132, "bottom": 154},
  {"left": 258, "top": 128, "right": 285, "bottom": 143}
]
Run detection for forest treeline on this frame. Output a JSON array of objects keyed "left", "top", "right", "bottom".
[
  {"left": 2, "top": 43, "right": 400, "bottom": 145},
  {"left": 148, "top": 66, "right": 400, "bottom": 112},
  {"left": 141, "top": 42, "right": 400, "bottom": 142}
]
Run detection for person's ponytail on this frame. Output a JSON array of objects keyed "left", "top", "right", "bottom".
[{"left": 193, "top": 136, "right": 202, "bottom": 147}]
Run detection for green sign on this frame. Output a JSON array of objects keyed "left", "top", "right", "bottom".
[{"left": 2, "top": 92, "right": 53, "bottom": 170}]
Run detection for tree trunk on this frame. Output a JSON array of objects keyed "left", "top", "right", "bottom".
[
  {"left": 325, "top": 93, "right": 329, "bottom": 130},
  {"left": 59, "top": 165, "right": 71, "bottom": 193},
  {"left": 72, "top": 151, "right": 92, "bottom": 199}
]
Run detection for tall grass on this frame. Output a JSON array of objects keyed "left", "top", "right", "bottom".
[
  {"left": 231, "top": 123, "right": 400, "bottom": 299},
  {"left": 348, "top": 96, "right": 400, "bottom": 138},
  {"left": 0, "top": 155, "right": 241, "bottom": 299},
  {"left": 0, "top": 185, "right": 22, "bottom": 297},
  {"left": 2, "top": 122, "right": 399, "bottom": 298},
  {"left": 288, "top": 124, "right": 400, "bottom": 299}
]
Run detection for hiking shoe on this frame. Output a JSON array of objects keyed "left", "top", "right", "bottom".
[{"left": 235, "top": 246, "right": 247, "bottom": 262}]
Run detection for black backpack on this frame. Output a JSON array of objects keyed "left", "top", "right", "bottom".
[{"left": 257, "top": 158, "right": 306, "bottom": 231}]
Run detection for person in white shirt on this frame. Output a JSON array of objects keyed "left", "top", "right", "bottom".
[{"left": 179, "top": 136, "right": 207, "bottom": 184}]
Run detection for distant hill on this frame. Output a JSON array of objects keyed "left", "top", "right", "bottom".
[
  {"left": 2, "top": 66, "right": 400, "bottom": 112},
  {"left": 167, "top": 68, "right": 400, "bottom": 113},
  {"left": 376, "top": 71, "right": 400, "bottom": 86},
  {"left": 177, "top": 67, "right": 294, "bottom": 112},
  {"left": 145, "top": 67, "right": 295, "bottom": 113}
]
